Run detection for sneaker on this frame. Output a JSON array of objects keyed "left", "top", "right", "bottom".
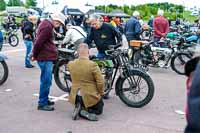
[
  {"left": 25, "top": 65, "right": 35, "bottom": 68},
  {"left": 72, "top": 103, "right": 81, "bottom": 120},
  {"left": 80, "top": 110, "right": 98, "bottom": 121},
  {"left": 103, "top": 93, "right": 110, "bottom": 99},
  {"left": 48, "top": 100, "right": 55, "bottom": 106},
  {"left": 37, "top": 105, "right": 54, "bottom": 111}
]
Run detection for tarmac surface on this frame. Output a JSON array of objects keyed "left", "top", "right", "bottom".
[{"left": 0, "top": 38, "right": 187, "bottom": 133}]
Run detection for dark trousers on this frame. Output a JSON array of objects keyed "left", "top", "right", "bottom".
[{"left": 76, "top": 95, "right": 104, "bottom": 115}]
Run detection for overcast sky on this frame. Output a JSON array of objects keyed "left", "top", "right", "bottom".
[{"left": 36, "top": 0, "right": 200, "bottom": 9}]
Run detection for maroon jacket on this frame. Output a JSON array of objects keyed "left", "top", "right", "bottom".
[
  {"left": 153, "top": 16, "right": 169, "bottom": 38},
  {"left": 32, "top": 19, "right": 57, "bottom": 61}
]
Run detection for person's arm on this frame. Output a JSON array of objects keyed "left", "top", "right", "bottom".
[
  {"left": 111, "top": 25, "right": 122, "bottom": 43},
  {"left": 135, "top": 21, "right": 142, "bottom": 34},
  {"left": 164, "top": 20, "right": 169, "bottom": 36},
  {"left": 84, "top": 28, "right": 94, "bottom": 46},
  {"left": 92, "top": 62, "right": 104, "bottom": 96},
  {"left": 32, "top": 26, "right": 52, "bottom": 59},
  {"left": 63, "top": 30, "right": 72, "bottom": 44}
]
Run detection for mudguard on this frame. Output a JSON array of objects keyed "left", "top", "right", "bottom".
[{"left": 0, "top": 54, "right": 8, "bottom": 61}]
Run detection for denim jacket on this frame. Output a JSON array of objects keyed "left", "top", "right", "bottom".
[{"left": 124, "top": 16, "right": 142, "bottom": 39}]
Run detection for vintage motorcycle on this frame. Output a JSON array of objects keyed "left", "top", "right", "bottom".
[
  {"left": 131, "top": 40, "right": 192, "bottom": 75},
  {"left": 53, "top": 44, "right": 155, "bottom": 108},
  {"left": 0, "top": 27, "right": 19, "bottom": 48}
]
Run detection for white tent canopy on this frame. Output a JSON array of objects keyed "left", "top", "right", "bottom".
[
  {"left": 43, "top": 1, "right": 95, "bottom": 14},
  {"left": 43, "top": 4, "right": 63, "bottom": 14}
]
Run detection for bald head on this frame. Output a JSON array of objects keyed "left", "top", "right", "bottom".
[{"left": 77, "top": 43, "right": 89, "bottom": 58}]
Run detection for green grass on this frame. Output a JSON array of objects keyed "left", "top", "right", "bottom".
[{"left": 183, "top": 11, "right": 198, "bottom": 22}]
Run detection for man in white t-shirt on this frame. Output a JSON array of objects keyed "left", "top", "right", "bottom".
[{"left": 63, "top": 23, "right": 87, "bottom": 49}]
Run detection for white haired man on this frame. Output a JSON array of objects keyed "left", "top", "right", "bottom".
[
  {"left": 32, "top": 13, "right": 66, "bottom": 111},
  {"left": 85, "top": 14, "right": 122, "bottom": 59},
  {"left": 153, "top": 10, "right": 169, "bottom": 44},
  {"left": 124, "top": 11, "right": 142, "bottom": 46}
]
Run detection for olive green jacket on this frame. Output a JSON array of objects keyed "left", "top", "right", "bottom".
[{"left": 68, "top": 58, "right": 104, "bottom": 108}]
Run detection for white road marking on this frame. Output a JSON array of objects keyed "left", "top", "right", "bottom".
[
  {"left": 175, "top": 110, "right": 185, "bottom": 115},
  {"left": 33, "top": 93, "right": 69, "bottom": 102},
  {"left": 5, "top": 89, "right": 12, "bottom": 92},
  {"left": 1, "top": 49, "right": 25, "bottom": 54}
]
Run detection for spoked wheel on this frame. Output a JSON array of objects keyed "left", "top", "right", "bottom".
[
  {"left": 54, "top": 60, "right": 71, "bottom": 92},
  {"left": 171, "top": 53, "right": 192, "bottom": 75},
  {"left": 141, "top": 30, "right": 150, "bottom": 40},
  {"left": 0, "top": 61, "right": 9, "bottom": 85},
  {"left": 116, "top": 69, "right": 154, "bottom": 108},
  {"left": 8, "top": 34, "right": 19, "bottom": 47}
]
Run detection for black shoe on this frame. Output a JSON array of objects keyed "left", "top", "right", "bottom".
[
  {"left": 103, "top": 93, "right": 110, "bottom": 99},
  {"left": 72, "top": 103, "right": 81, "bottom": 120},
  {"left": 38, "top": 105, "right": 54, "bottom": 111},
  {"left": 48, "top": 100, "right": 55, "bottom": 106},
  {"left": 80, "top": 110, "right": 98, "bottom": 121},
  {"left": 25, "top": 65, "right": 35, "bottom": 68}
]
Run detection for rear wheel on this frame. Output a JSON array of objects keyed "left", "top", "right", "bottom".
[
  {"left": 116, "top": 69, "right": 154, "bottom": 108},
  {"left": 171, "top": 53, "right": 192, "bottom": 75},
  {"left": 54, "top": 60, "right": 71, "bottom": 92},
  {"left": 0, "top": 61, "right": 9, "bottom": 85}
]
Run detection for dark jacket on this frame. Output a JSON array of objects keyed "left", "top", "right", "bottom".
[
  {"left": 148, "top": 19, "right": 154, "bottom": 27},
  {"left": 32, "top": 19, "right": 57, "bottom": 61},
  {"left": 23, "top": 21, "right": 34, "bottom": 41},
  {"left": 185, "top": 61, "right": 200, "bottom": 133},
  {"left": 124, "top": 16, "right": 142, "bottom": 40},
  {"left": 85, "top": 23, "right": 122, "bottom": 53}
]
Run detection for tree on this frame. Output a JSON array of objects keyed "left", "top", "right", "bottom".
[
  {"left": 0, "top": 0, "right": 6, "bottom": 11},
  {"left": 25, "top": 0, "right": 37, "bottom": 8},
  {"left": 7, "top": 0, "right": 22, "bottom": 6},
  {"left": 95, "top": 2, "right": 185, "bottom": 21}
]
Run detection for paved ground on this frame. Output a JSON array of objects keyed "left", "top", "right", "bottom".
[{"left": 0, "top": 39, "right": 187, "bottom": 133}]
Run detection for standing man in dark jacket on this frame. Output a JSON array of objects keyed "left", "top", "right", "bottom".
[
  {"left": 85, "top": 14, "right": 122, "bottom": 58},
  {"left": 32, "top": 13, "right": 66, "bottom": 111},
  {"left": 124, "top": 11, "right": 142, "bottom": 46},
  {"left": 23, "top": 15, "right": 38, "bottom": 68}
]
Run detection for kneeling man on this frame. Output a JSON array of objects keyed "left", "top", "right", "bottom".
[{"left": 68, "top": 43, "right": 104, "bottom": 121}]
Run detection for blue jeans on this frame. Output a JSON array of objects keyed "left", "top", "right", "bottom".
[
  {"left": 96, "top": 52, "right": 106, "bottom": 59},
  {"left": 0, "top": 42, "right": 2, "bottom": 51},
  {"left": 24, "top": 40, "right": 32, "bottom": 66},
  {"left": 37, "top": 61, "right": 53, "bottom": 106}
]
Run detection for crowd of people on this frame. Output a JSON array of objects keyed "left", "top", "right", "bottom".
[{"left": 1, "top": 8, "right": 200, "bottom": 131}]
